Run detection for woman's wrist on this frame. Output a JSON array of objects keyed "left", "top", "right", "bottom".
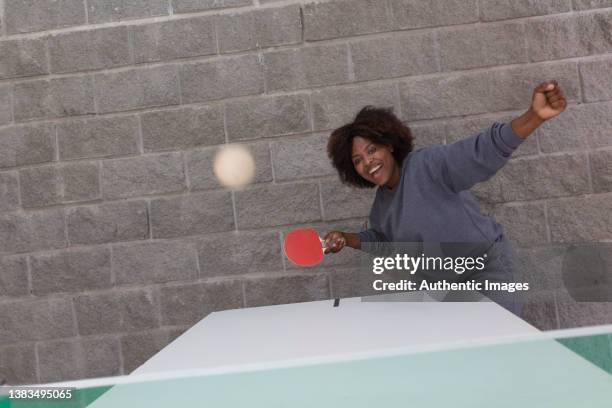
[
  {"left": 343, "top": 232, "right": 361, "bottom": 250},
  {"left": 511, "top": 109, "right": 545, "bottom": 140}
]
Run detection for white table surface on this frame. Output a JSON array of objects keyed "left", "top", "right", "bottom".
[{"left": 133, "top": 292, "right": 538, "bottom": 375}]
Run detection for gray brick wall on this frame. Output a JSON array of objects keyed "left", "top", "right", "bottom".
[{"left": 0, "top": 0, "right": 611, "bottom": 384}]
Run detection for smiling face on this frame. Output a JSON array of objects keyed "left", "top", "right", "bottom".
[{"left": 351, "top": 136, "right": 401, "bottom": 190}]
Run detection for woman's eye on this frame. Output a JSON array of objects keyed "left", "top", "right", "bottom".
[{"left": 368, "top": 147, "right": 376, "bottom": 155}]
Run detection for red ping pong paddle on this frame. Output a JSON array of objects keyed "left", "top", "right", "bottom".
[{"left": 283, "top": 228, "right": 327, "bottom": 267}]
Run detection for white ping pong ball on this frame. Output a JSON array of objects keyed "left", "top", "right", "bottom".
[{"left": 213, "top": 145, "right": 256, "bottom": 188}]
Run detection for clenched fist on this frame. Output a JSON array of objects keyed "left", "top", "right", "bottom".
[{"left": 531, "top": 80, "right": 567, "bottom": 121}]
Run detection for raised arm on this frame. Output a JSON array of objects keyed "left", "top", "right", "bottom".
[{"left": 426, "top": 80, "right": 567, "bottom": 193}]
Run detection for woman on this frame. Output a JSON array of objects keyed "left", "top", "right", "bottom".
[{"left": 323, "top": 81, "right": 567, "bottom": 315}]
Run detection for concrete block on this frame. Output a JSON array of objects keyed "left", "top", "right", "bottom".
[
  {"left": 234, "top": 183, "right": 321, "bottom": 229},
  {"left": 196, "top": 230, "right": 283, "bottom": 277},
  {"left": 536, "top": 104, "right": 590, "bottom": 153},
  {"left": 113, "top": 240, "right": 199, "bottom": 284},
  {"left": 0, "top": 298, "right": 76, "bottom": 345},
  {"left": 49, "top": 26, "right": 131, "bottom": 74},
  {"left": 5, "top": 0, "right": 85, "bottom": 34},
  {"left": 150, "top": 191, "right": 234, "bottom": 238},
  {"left": 0, "top": 209, "right": 66, "bottom": 254},
  {"left": 132, "top": 16, "right": 216, "bottom": 63},
  {"left": 57, "top": 116, "right": 140, "bottom": 160},
  {"left": 480, "top": 0, "right": 571, "bottom": 21},
  {"left": 581, "top": 57, "right": 612, "bottom": 102},
  {"left": 351, "top": 32, "right": 437, "bottom": 81},
  {"left": 0, "top": 171, "right": 19, "bottom": 212},
  {"left": 225, "top": 94, "right": 310, "bottom": 141},
  {"left": 0, "top": 86, "right": 10, "bottom": 125},
  {"left": 179, "top": 55, "right": 264, "bottom": 103},
  {"left": 30, "top": 247, "right": 112, "bottom": 295},
  {"left": 75, "top": 289, "right": 160, "bottom": 335},
  {"left": 499, "top": 154, "right": 590, "bottom": 201},
  {"left": 263, "top": 44, "right": 350, "bottom": 92},
  {"left": 439, "top": 22, "right": 527, "bottom": 71},
  {"left": 526, "top": 11, "right": 612, "bottom": 61},
  {"left": 271, "top": 133, "right": 335, "bottom": 181},
  {"left": 66, "top": 200, "right": 148, "bottom": 245},
  {"left": 13, "top": 76, "right": 95, "bottom": 121},
  {"left": 217, "top": 5, "right": 301, "bottom": 53},
  {"left": 101, "top": 152, "right": 185, "bottom": 199},
  {"left": 388, "top": 0, "right": 478, "bottom": 29},
  {"left": 410, "top": 122, "right": 446, "bottom": 148},
  {"left": 491, "top": 202, "right": 548, "bottom": 246},
  {"left": 548, "top": 193, "right": 612, "bottom": 242},
  {"left": 94, "top": 65, "right": 180, "bottom": 113},
  {"left": 160, "top": 280, "right": 243, "bottom": 325},
  {"left": 0, "top": 38, "right": 48, "bottom": 80},
  {"left": 591, "top": 149, "right": 612, "bottom": 193},
  {"left": 572, "top": 0, "right": 612, "bottom": 9},
  {"left": 141, "top": 105, "right": 224, "bottom": 152},
  {"left": 87, "top": 0, "right": 168, "bottom": 23},
  {"left": 0, "top": 255, "right": 28, "bottom": 297},
  {"left": 302, "top": 0, "right": 391, "bottom": 41},
  {"left": 38, "top": 337, "right": 121, "bottom": 383},
  {"left": 61, "top": 161, "right": 101, "bottom": 203},
  {"left": 311, "top": 83, "right": 397, "bottom": 131},
  {"left": 18, "top": 165, "right": 62, "bottom": 208},
  {"left": 19, "top": 162, "right": 100, "bottom": 208},
  {"left": 0, "top": 343, "right": 37, "bottom": 384}
]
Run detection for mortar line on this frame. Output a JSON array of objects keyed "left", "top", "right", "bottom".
[
  {"left": 136, "top": 115, "right": 144, "bottom": 154},
  {"left": 182, "top": 151, "right": 191, "bottom": 190},
  {"left": 25, "top": 255, "right": 33, "bottom": 295},
  {"left": 268, "top": 141, "right": 276, "bottom": 183},
  {"left": 241, "top": 280, "right": 247, "bottom": 307},
  {"left": 109, "top": 244, "right": 116, "bottom": 285},
  {"left": 346, "top": 43, "right": 355, "bottom": 82},
  {"left": 5, "top": 81, "right": 14, "bottom": 125},
  {"left": 83, "top": 0, "right": 89, "bottom": 24},
  {"left": 543, "top": 201, "right": 552, "bottom": 243},
  {"left": 585, "top": 152, "right": 594, "bottom": 193},
  {"left": 231, "top": 191, "right": 238, "bottom": 231},
  {"left": 34, "top": 341, "right": 41, "bottom": 383},
  {"left": 146, "top": 200, "right": 153, "bottom": 239}
]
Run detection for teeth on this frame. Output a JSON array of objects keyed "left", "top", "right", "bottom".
[{"left": 369, "top": 165, "right": 382, "bottom": 174}]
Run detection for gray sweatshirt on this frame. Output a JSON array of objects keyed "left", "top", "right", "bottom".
[{"left": 358, "top": 122, "right": 523, "bottom": 249}]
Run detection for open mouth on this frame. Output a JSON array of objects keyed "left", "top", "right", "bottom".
[{"left": 369, "top": 164, "right": 382, "bottom": 178}]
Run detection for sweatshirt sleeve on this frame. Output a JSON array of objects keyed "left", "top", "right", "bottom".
[
  {"left": 423, "top": 122, "right": 523, "bottom": 193},
  {"left": 358, "top": 228, "right": 393, "bottom": 255}
]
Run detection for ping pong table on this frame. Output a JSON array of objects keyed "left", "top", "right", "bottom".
[{"left": 4, "top": 292, "right": 612, "bottom": 407}]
